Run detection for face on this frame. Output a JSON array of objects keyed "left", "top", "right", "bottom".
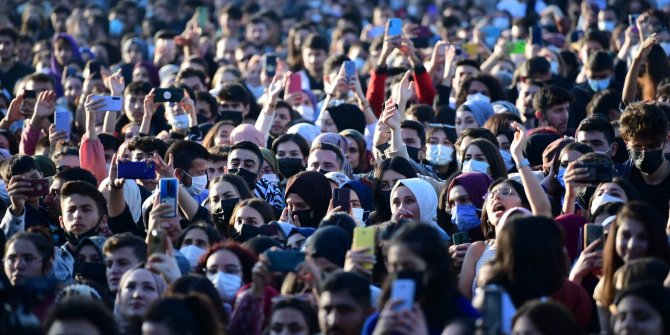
[
  {"left": 207, "top": 160, "right": 226, "bottom": 181},
  {"left": 270, "top": 307, "right": 310, "bottom": 335},
  {"left": 497, "top": 134, "right": 511, "bottom": 151},
  {"left": 516, "top": 83, "right": 541, "bottom": 116},
  {"left": 276, "top": 141, "right": 306, "bottom": 162},
  {"left": 401, "top": 128, "right": 423, "bottom": 152},
  {"left": 455, "top": 110, "right": 478, "bottom": 135},
  {"left": 453, "top": 65, "right": 479, "bottom": 93},
  {"left": 124, "top": 44, "right": 143, "bottom": 64},
  {"left": 215, "top": 124, "right": 236, "bottom": 146},
  {"left": 0, "top": 35, "right": 15, "bottom": 60},
  {"left": 124, "top": 93, "right": 146, "bottom": 123},
  {"left": 467, "top": 80, "right": 490, "bottom": 97},
  {"left": 485, "top": 182, "right": 522, "bottom": 226},
  {"left": 541, "top": 102, "right": 570, "bottom": 133},
  {"left": 54, "top": 41, "right": 73, "bottom": 65},
  {"left": 228, "top": 148, "right": 261, "bottom": 176},
  {"left": 427, "top": 129, "right": 453, "bottom": 146},
  {"left": 248, "top": 22, "right": 269, "bottom": 44},
  {"left": 272, "top": 107, "right": 292, "bottom": 136},
  {"left": 319, "top": 111, "right": 338, "bottom": 133},
  {"left": 615, "top": 218, "right": 649, "bottom": 262},
  {"left": 234, "top": 205, "right": 265, "bottom": 232},
  {"left": 205, "top": 249, "right": 243, "bottom": 277},
  {"left": 105, "top": 247, "right": 141, "bottom": 292},
  {"left": 344, "top": 136, "right": 360, "bottom": 169},
  {"left": 386, "top": 243, "right": 427, "bottom": 274},
  {"left": 182, "top": 228, "right": 209, "bottom": 249},
  {"left": 577, "top": 130, "right": 611, "bottom": 154},
  {"left": 379, "top": 169, "right": 406, "bottom": 192},
  {"left": 132, "top": 66, "right": 150, "bottom": 83},
  {"left": 210, "top": 180, "right": 241, "bottom": 203},
  {"left": 45, "top": 177, "right": 63, "bottom": 218},
  {"left": 64, "top": 77, "right": 83, "bottom": 103},
  {"left": 512, "top": 315, "right": 542, "bottom": 335},
  {"left": 391, "top": 185, "right": 420, "bottom": 220},
  {"left": 60, "top": 194, "right": 102, "bottom": 236},
  {"left": 76, "top": 244, "right": 101, "bottom": 263},
  {"left": 219, "top": 99, "right": 247, "bottom": 113},
  {"left": 119, "top": 269, "right": 161, "bottom": 319},
  {"left": 307, "top": 149, "right": 341, "bottom": 173},
  {"left": 464, "top": 144, "right": 489, "bottom": 167},
  {"left": 185, "top": 158, "right": 208, "bottom": 179},
  {"left": 613, "top": 295, "right": 664, "bottom": 335},
  {"left": 4, "top": 239, "right": 46, "bottom": 285},
  {"left": 180, "top": 76, "right": 205, "bottom": 93},
  {"left": 286, "top": 193, "right": 310, "bottom": 213},
  {"left": 48, "top": 319, "right": 101, "bottom": 335},
  {"left": 318, "top": 291, "right": 367, "bottom": 335},
  {"left": 302, "top": 48, "right": 327, "bottom": 75},
  {"left": 595, "top": 182, "right": 628, "bottom": 201},
  {"left": 448, "top": 185, "right": 473, "bottom": 210},
  {"left": 55, "top": 155, "right": 80, "bottom": 171}
]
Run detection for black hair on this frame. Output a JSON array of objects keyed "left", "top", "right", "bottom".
[
  {"left": 124, "top": 80, "right": 153, "bottom": 96},
  {"left": 577, "top": 115, "right": 616, "bottom": 145},
  {"left": 319, "top": 213, "right": 356, "bottom": 238},
  {"left": 533, "top": 86, "right": 572, "bottom": 115},
  {"left": 175, "top": 223, "right": 223, "bottom": 249},
  {"left": 98, "top": 134, "right": 121, "bottom": 153},
  {"left": 0, "top": 155, "right": 40, "bottom": 183},
  {"left": 401, "top": 119, "right": 426, "bottom": 148},
  {"left": 54, "top": 167, "right": 98, "bottom": 186},
  {"left": 164, "top": 274, "right": 229, "bottom": 325},
  {"left": 0, "top": 27, "right": 18, "bottom": 43},
  {"left": 524, "top": 57, "right": 550, "bottom": 77},
  {"left": 272, "top": 133, "right": 310, "bottom": 158},
  {"left": 195, "top": 91, "right": 219, "bottom": 120},
  {"left": 216, "top": 83, "right": 250, "bottom": 105},
  {"left": 310, "top": 142, "right": 345, "bottom": 168},
  {"left": 271, "top": 298, "right": 320, "bottom": 334},
  {"left": 128, "top": 136, "right": 168, "bottom": 158},
  {"left": 456, "top": 127, "right": 500, "bottom": 148},
  {"left": 319, "top": 271, "right": 371, "bottom": 310},
  {"left": 210, "top": 174, "right": 254, "bottom": 200},
  {"left": 406, "top": 104, "right": 436, "bottom": 124},
  {"left": 166, "top": 140, "right": 210, "bottom": 172},
  {"left": 142, "top": 294, "right": 226, "bottom": 335},
  {"left": 586, "top": 51, "right": 614, "bottom": 72},
  {"left": 229, "top": 141, "right": 263, "bottom": 173},
  {"left": 102, "top": 232, "right": 147, "bottom": 262},
  {"left": 61, "top": 181, "right": 107, "bottom": 218},
  {"left": 176, "top": 68, "right": 207, "bottom": 87},
  {"left": 302, "top": 33, "right": 328, "bottom": 52},
  {"left": 44, "top": 299, "right": 118, "bottom": 335},
  {"left": 324, "top": 54, "right": 350, "bottom": 76}
]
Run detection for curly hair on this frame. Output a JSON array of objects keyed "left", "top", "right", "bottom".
[{"left": 619, "top": 102, "right": 668, "bottom": 144}]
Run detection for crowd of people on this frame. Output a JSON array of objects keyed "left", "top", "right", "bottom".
[{"left": 2, "top": 0, "right": 670, "bottom": 334}]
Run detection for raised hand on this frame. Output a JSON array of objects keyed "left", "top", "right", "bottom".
[
  {"left": 396, "top": 71, "right": 414, "bottom": 104},
  {"left": 33, "top": 90, "right": 56, "bottom": 119},
  {"left": 105, "top": 69, "right": 125, "bottom": 96},
  {"left": 380, "top": 99, "right": 401, "bottom": 130},
  {"left": 108, "top": 153, "right": 125, "bottom": 190},
  {"left": 5, "top": 93, "right": 24, "bottom": 124},
  {"left": 84, "top": 94, "right": 107, "bottom": 113},
  {"left": 267, "top": 72, "right": 288, "bottom": 101},
  {"left": 143, "top": 88, "right": 157, "bottom": 120},
  {"left": 7, "top": 176, "right": 31, "bottom": 215},
  {"left": 510, "top": 121, "right": 528, "bottom": 163},
  {"left": 152, "top": 152, "right": 176, "bottom": 178},
  {"left": 635, "top": 33, "right": 659, "bottom": 60}
]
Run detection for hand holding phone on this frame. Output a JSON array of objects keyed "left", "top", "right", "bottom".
[
  {"left": 266, "top": 250, "right": 305, "bottom": 272},
  {"left": 390, "top": 279, "right": 415, "bottom": 311},
  {"left": 23, "top": 178, "right": 49, "bottom": 197},
  {"left": 287, "top": 73, "right": 302, "bottom": 94},
  {"left": 90, "top": 95, "right": 123, "bottom": 112},
  {"left": 332, "top": 188, "right": 351, "bottom": 213},
  {"left": 344, "top": 61, "right": 356, "bottom": 82},
  {"left": 388, "top": 18, "right": 403, "bottom": 38},
  {"left": 159, "top": 178, "right": 178, "bottom": 218},
  {"left": 583, "top": 224, "right": 604, "bottom": 251},
  {"left": 55, "top": 110, "right": 71, "bottom": 140},
  {"left": 154, "top": 88, "right": 185, "bottom": 103},
  {"left": 148, "top": 228, "right": 169, "bottom": 255},
  {"left": 263, "top": 54, "right": 277, "bottom": 77},
  {"left": 353, "top": 227, "right": 375, "bottom": 270},
  {"left": 117, "top": 161, "right": 157, "bottom": 180}
]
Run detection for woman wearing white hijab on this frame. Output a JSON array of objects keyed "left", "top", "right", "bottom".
[{"left": 389, "top": 177, "right": 450, "bottom": 241}]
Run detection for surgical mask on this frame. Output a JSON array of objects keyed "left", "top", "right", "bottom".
[
  {"left": 492, "top": 17, "right": 510, "bottom": 30},
  {"left": 590, "top": 193, "right": 624, "bottom": 214},
  {"left": 228, "top": 168, "right": 258, "bottom": 190},
  {"left": 406, "top": 146, "right": 421, "bottom": 163},
  {"left": 351, "top": 207, "right": 366, "bottom": 226},
  {"left": 171, "top": 114, "right": 190, "bottom": 130},
  {"left": 207, "top": 271, "right": 242, "bottom": 302},
  {"left": 109, "top": 19, "right": 125, "bottom": 37},
  {"left": 556, "top": 166, "right": 567, "bottom": 188},
  {"left": 184, "top": 173, "right": 207, "bottom": 196},
  {"left": 179, "top": 245, "right": 206, "bottom": 268},
  {"left": 631, "top": 148, "right": 665, "bottom": 174},
  {"left": 278, "top": 158, "right": 304, "bottom": 179},
  {"left": 588, "top": 77, "right": 611, "bottom": 92},
  {"left": 263, "top": 173, "right": 279, "bottom": 184},
  {"left": 499, "top": 149, "right": 515, "bottom": 171},
  {"left": 462, "top": 159, "right": 489, "bottom": 174},
  {"left": 598, "top": 20, "right": 616, "bottom": 31},
  {"left": 466, "top": 92, "right": 491, "bottom": 104},
  {"left": 450, "top": 204, "right": 481, "bottom": 232},
  {"left": 426, "top": 144, "right": 454, "bottom": 166},
  {"left": 550, "top": 61, "right": 560, "bottom": 75},
  {"left": 662, "top": 42, "right": 670, "bottom": 56},
  {"left": 295, "top": 104, "right": 315, "bottom": 122},
  {"left": 292, "top": 209, "right": 317, "bottom": 227}
]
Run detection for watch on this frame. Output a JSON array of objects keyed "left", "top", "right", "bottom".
[{"left": 516, "top": 158, "right": 530, "bottom": 170}]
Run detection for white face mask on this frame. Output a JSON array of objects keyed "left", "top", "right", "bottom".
[
  {"left": 263, "top": 173, "right": 279, "bottom": 183},
  {"left": 207, "top": 271, "right": 242, "bottom": 302},
  {"left": 590, "top": 193, "right": 624, "bottom": 215},
  {"left": 171, "top": 114, "right": 189, "bottom": 130},
  {"left": 426, "top": 144, "right": 454, "bottom": 166},
  {"left": 499, "top": 149, "right": 515, "bottom": 171},
  {"left": 598, "top": 20, "right": 616, "bottom": 31},
  {"left": 351, "top": 207, "right": 365, "bottom": 226},
  {"left": 179, "top": 245, "right": 206, "bottom": 268},
  {"left": 295, "top": 104, "right": 315, "bottom": 122},
  {"left": 462, "top": 159, "right": 490, "bottom": 174},
  {"left": 185, "top": 174, "right": 208, "bottom": 196},
  {"left": 466, "top": 92, "right": 491, "bottom": 104}
]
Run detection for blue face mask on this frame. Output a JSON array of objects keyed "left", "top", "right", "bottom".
[
  {"left": 588, "top": 77, "right": 611, "bottom": 92},
  {"left": 109, "top": 19, "right": 125, "bottom": 37},
  {"left": 556, "top": 166, "right": 567, "bottom": 188},
  {"left": 450, "top": 204, "right": 481, "bottom": 232}
]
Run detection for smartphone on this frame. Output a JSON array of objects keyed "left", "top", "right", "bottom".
[
  {"left": 117, "top": 161, "right": 157, "bottom": 180},
  {"left": 529, "top": 26, "right": 543, "bottom": 46},
  {"left": 91, "top": 95, "right": 123, "bottom": 112},
  {"left": 462, "top": 43, "right": 479, "bottom": 56},
  {"left": 353, "top": 227, "right": 375, "bottom": 270},
  {"left": 197, "top": 6, "right": 208, "bottom": 30},
  {"left": 390, "top": 279, "right": 415, "bottom": 311},
  {"left": 508, "top": 41, "right": 526, "bottom": 55},
  {"left": 24, "top": 178, "right": 49, "bottom": 197},
  {"left": 266, "top": 250, "right": 305, "bottom": 272},
  {"left": 452, "top": 231, "right": 470, "bottom": 245},
  {"left": 287, "top": 73, "right": 302, "bottom": 94},
  {"left": 584, "top": 224, "right": 604, "bottom": 251},
  {"left": 218, "top": 110, "right": 243, "bottom": 125},
  {"left": 344, "top": 60, "right": 356, "bottom": 81},
  {"left": 159, "top": 178, "right": 179, "bottom": 218},
  {"left": 332, "top": 188, "right": 351, "bottom": 213},
  {"left": 263, "top": 54, "right": 277, "bottom": 77},
  {"left": 87, "top": 62, "right": 101, "bottom": 78},
  {"left": 388, "top": 18, "right": 402, "bottom": 37},
  {"left": 629, "top": 14, "right": 640, "bottom": 32},
  {"left": 154, "top": 88, "right": 184, "bottom": 103},
  {"left": 54, "top": 110, "right": 71, "bottom": 140},
  {"left": 147, "top": 228, "right": 169, "bottom": 255},
  {"left": 481, "top": 285, "right": 503, "bottom": 335},
  {"left": 24, "top": 89, "right": 37, "bottom": 99},
  {"left": 578, "top": 161, "right": 613, "bottom": 184}
]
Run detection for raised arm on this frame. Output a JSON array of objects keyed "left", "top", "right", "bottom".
[
  {"left": 140, "top": 89, "right": 157, "bottom": 136},
  {"left": 622, "top": 34, "right": 658, "bottom": 104},
  {"left": 81, "top": 94, "right": 109, "bottom": 184},
  {"left": 256, "top": 73, "right": 287, "bottom": 144},
  {"left": 510, "top": 122, "right": 552, "bottom": 217},
  {"left": 102, "top": 70, "right": 125, "bottom": 134},
  {"left": 20, "top": 90, "right": 55, "bottom": 155},
  {"left": 0, "top": 93, "right": 24, "bottom": 130}
]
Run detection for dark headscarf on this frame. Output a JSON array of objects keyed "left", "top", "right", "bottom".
[
  {"left": 134, "top": 61, "right": 160, "bottom": 87},
  {"left": 285, "top": 171, "right": 332, "bottom": 225},
  {"left": 340, "top": 129, "right": 370, "bottom": 173},
  {"left": 447, "top": 172, "right": 493, "bottom": 210},
  {"left": 51, "top": 33, "right": 82, "bottom": 76},
  {"left": 304, "top": 226, "right": 352, "bottom": 268},
  {"left": 526, "top": 133, "right": 562, "bottom": 167},
  {"left": 343, "top": 180, "right": 373, "bottom": 212},
  {"left": 326, "top": 103, "right": 366, "bottom": 134}
]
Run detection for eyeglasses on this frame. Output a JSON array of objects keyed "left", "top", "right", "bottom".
[
  {"left": 484, "top": 186, "right": 517, "bottom": 201},
  {"left": 4, "top": 254, "right": 42, "bottom": 265}
]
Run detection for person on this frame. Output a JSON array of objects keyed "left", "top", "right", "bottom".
[
  {"left": 174, "top": 223, "right": 222, "bottom": 268},
  {"left": 141, "top": 293, "right": 226, "bottom": 335},
  {"left": 340, "top": 129, "right": 371, "bottom": 174},
  {"left": 459, "top": 139, "right": 508, "bottom": 179},
  {"left": 533, "top": 86, "right": 571, "bottom": 135},
  {"left": 612, "top": 282, "right": 670, "bottom": 335},
  {"left": 3, "top": 229, "right": 53, "bottom": 286},
  {"left": 228, "top": 198, "right": 276, "bottom": 242},
  {"left": 512, "top": 300, "right": 584, "bottom": 335},
  {"left": 445, "top": 172, "right": 494, "bottom": 244},
  {"left": 102, "top": 232, "right": 147, "bottom": 294},
  {"left": 306, "top": 142, "right": 346, "bottom": 174},
  {"left": 113, "top": 266, "right": 167, "bottom": 335},
  {"left": 575, "top": 115, "right": 618, "bottom": 157},
  {"left": 424, "top": 126, "right": 458, "bottom": 179},
  {"left": 44, "top": 298, "right": 119, "bottom": 335},
  {"left": 272, "top": 133, "right": 310, "bottom": 181},
  {"left": 203, "top": 121, "right": 238, "bottom": 148},
  {"left": 227, "top": 140, "right": 284, "bottom": 211},
  {"left": 281, "top": 171, "right": 332, "bottom": 228},
  {"left": 0, "top": 27, "right": 34, "bottom": 94},
  {"left": 318, "top": 271, "right": 372, "bottom": 335},
  {"left": 390, "top": 178, "right": 450, "bottom": 241},
  {"left": 267, "top": 297, "right": 320, "bottom": 335},
  {"left": 208, "top": 174, "right": 253, "bottom": 237},
  {"left": 455, "top": 100, "right": 495, "bottom": 136}
]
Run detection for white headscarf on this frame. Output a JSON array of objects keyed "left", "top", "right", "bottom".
[{"left": 392, "top": 178, "right": 450, "bottom": 241}]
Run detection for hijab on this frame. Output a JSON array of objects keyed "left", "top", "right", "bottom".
[
  {"left": 458, "top": 100, "right": 494, "bottom": 127},
  {"left": 134, "top": 61, "right": 160, "bottom": 86},
  {"left": 50, "top": 33, "right": 81, "bottom": 76},
  {"left": 393, "top": 178, "right": 450, "bottom": 240},
  {"left": 287, "top": 123, "right": 320, "bottom": 147},
  {"left": 285, "top": 171, "right": 332, "bottom": 227},
  {"left": 343, "top": 180, "right": 373, "bottom": 212},
  {"left": 325, "top": 103, "right": 366, "bottom": 134},
  {"left": 304, "top": 226, "right": 352, "bottom": 268},
  {"left": 447, "top": 172, "right": 494, "bottom": 210}
]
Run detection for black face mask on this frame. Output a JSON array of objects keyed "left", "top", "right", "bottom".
[
  {"left": 317, "top": 169, "right": 329, "bottom": 175},
  {"left": 229, "top": 168, "right": 258, "bottom": 190},
  {"left": 65, "top": 225, "right": 99, "bottom": 247},
  {"left": 212, "top": 198, "right": 239, "bottom": 226},
  {"left": 406, "top": 146, "right": 420, "bottom": 163},
  {"left": 631, "top": 148, "right": 665, "bottom": 174},
  {"left": 231, "top": 224, "right": 263, "bottom": 243},
  {"left": 73, "top": 261, "right": 107, "bottom": 286},
  {"left": 292, "top": 209, "right": 318, "bottom": 227},
  {"left": 278, "top": 158, "right": 304, "bottom": 179}
]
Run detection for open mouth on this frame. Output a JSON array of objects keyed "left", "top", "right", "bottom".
[{"left": 492, "top": 203, "right": 506, "bottom": 216}]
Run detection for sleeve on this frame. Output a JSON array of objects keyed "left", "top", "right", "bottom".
[
  {"left": 107, "top": 204, "right": 145, "bottom": 237},
  {"left": 366, "top": 66, "right": 388, "bottom": 117},
  {"left": 413, "top": 65, "right": 436, "bottom": 105},
  {"left": 383, "top": 143, "right": 436, "bottom": 177},
  {"left": 228, "top": 293, "right": 265, "bottom": 335},
  {"left": 19, "top": 126, "right": 42, "bottom": 155},
  {"left": 254, "top": 179, "right": 285, "bottom": 210},
  {"left": 0, "top": 207, "right": 25, "bottom": 238},
  {"left": 186, "top": 125, "right": 203, "bottom": 142},
  {"left": 255, "top": 111, "right": 274, "bottom": 146},
  {"left": 79, "top": 134, "right": 107, "bottom": 185}
]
